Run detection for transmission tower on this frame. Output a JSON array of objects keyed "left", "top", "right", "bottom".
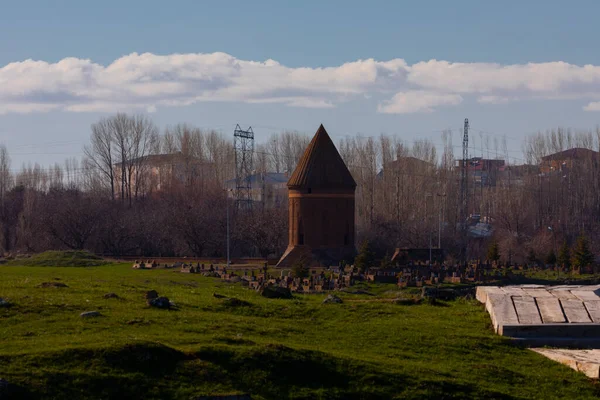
[
  {"left": 460, "top": 118, "right": 469, "bottom": 262},
  {"left": 234, "top": 124, "right": 254, "bottom": 210}
]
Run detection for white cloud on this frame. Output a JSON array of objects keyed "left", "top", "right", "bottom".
[
  {"left": 378, "top": 91, "right": 463, "bottom": 114},
  {"left": 477, "top": 95, "right": 511, "bottom": 104},
  {"left": 1, "top": 52, "right": 600, "bottom": 114},
  {"left": 584, "top": 101, "right": 600, "bottom": 112}
]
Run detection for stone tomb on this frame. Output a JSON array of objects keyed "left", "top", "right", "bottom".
[
  {"left": 477, "top": 284, "right": 600, "bottom": 378},
  {"left": 477, "top": 285, "right": 600, "bottom": 341}
]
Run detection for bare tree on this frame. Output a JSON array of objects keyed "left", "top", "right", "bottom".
[
  {"left": 84, "top": 118, "right": 116, "bottom": 199},
  {"left": 0, "top": 145, "right": 13, "bottom": 252}
]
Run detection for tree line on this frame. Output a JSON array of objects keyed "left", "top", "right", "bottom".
[{"left": 0, "top": 113, "right": 599, "bottom": 265}]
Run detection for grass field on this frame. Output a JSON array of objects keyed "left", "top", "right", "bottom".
[{"left": 1, "top": 260, "right": 600, "bottom": 399}]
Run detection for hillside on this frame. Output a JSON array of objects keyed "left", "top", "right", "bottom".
[{"left": 1, "top": 264, "right": 599, "bottom": 399}]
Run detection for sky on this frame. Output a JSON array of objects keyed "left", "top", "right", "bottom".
[{"left": 1, "top": 0, "right": 600, "bottom": 168}]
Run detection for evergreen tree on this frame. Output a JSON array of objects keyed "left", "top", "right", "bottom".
[
  {"left": 527, "top": 248, "right": 537, "bottom": 265},
  {"left": 572, "top": 235, "right": 595, "bottom": 269},
  {"left": 354, "top": 240, "right": 376, "bottom": 273},
  {"left": 291, "top": 261, "right": 309, "bottom": 279},
  {"left": 557, "top": 241, "right": 571, "bottom": 269},
  {"left": 545, "top": 250, "right": 557, "bottom": 266},
  {"left": 379, "top": 252, "right": 392, "bottom": 269},
  {"left": 487, "top": 241, "right": 500, "bottom": 263}
]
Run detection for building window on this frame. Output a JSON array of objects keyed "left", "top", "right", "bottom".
[
  {"left": 307, "top": 188, "right": 312, "bottom": 194},
  {"left": 299, "top": 234, "right": 304, "bottom": 245}
]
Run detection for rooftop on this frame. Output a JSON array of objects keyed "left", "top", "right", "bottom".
[
  {"left": 287, "top": 124, "right": 356, "bottom": 190},
  {"left": 541, "top": 148, "right": 599, "bottom": 162}
]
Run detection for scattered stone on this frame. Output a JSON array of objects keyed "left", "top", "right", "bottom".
[
  {"left": 126, "top": 318, "right": 149, "bottom": 325},
  {"left": 213, "top": 293, "right": 227, "bottom": 299},
  {"left": 260, "top": 285, "right": 292, "bottom": 299},
  {"left": 322, "top": 294, "right": 343, "bottom": 304},
  {"left": 229, "top": 276, "right": 241, "bottom": 283},
  {"left": 437, "top": 289, "right": 457, "bottom": 301},
  {"left": 148, "top": 296, "right": 171, "bottom": 309},
  {"left": 421, "top": 287, "right": 460, "bottom": 301},
  {"left": 203, "top": 272, "right": 220, "bottom": 278},
  {"left": 421, "top": 287, "right": 438, "bottom": 299},
  {"left": 0, "top": 298, "right": 11, "bottom": 308},
  {"left": 191, "top": 395, "right": 251, "bottom": 400},
  {"left": 222, "top": 297, "right": 252, "bottom": 307},
  {"left": 38, "top": 282, "right": 68, "bottom": 288},
  {"left": 103, "top": 293, "right": 119, "bottom": 299},
  {"left": 344, "top": 289, "right": 375, "bottom": 296},
  {"left": 80, "top": 311, "right": 101, "bottom": 318},
  {"left": 393, "top": 298, "right": 422, "bottom": 306},
  {"left": 145, "top": 290, "right": 159, "bottom": 300}
]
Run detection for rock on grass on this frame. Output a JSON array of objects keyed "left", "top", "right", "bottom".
[
  {"left": 80, "top": 311, "right": 101, "bottom": 318},
  {"left": 322, "top": 294, "right": 343, "bottom": 304},
  {"left": 148, "top": 297, "right": 171, "bottom": 309},
  {"left": 222, "top": 297, "right": 252, "bottom": 307},
  {"left": 145, "top": 290, "right": 159, "bottom": 300},
  {"left": 37, "top": 282, "right": 68, "bottom": 288},
  {"left": 260, "top": 285, "right": 292, "bottom": 299},
  {"left": 393, "top": 298, "right": 422, "bottom": 306}
]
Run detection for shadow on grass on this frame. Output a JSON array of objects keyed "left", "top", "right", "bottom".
[
  {"left": 195, "top": 344, "right": 518, "bottom": 400},
  {"left": 4, "top": 342, "right": 527, "bottom": 400}
]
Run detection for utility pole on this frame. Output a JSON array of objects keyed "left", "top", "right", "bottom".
[
  {"left": 437, "top": 193, "right": 446, "bottom": 249},
  {"left": 460, "top": 118, "right": 470, "bottom": 264},
  {"left": 225, "top": 189, "right": 232, "bottom": 267},
  {"left": 548, "top": 226, "right": 557, "bottom": 279},
  {"left": 234, "top": 124, "right": 255, "bottom": 210},
  {"left": 426, "top": 194, "right": 433, "bottom": 265}
]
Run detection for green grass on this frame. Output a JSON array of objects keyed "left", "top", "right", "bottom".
[
  {"left": 6, "top": 250, "right": 110, "bottom": 267},
  {"left": 1, "top": 263, "right": 599, "bottom": 399}
]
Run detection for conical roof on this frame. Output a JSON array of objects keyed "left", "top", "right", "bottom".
[{"left": 287, "top": 125, "right": 356, "bottom": 190}]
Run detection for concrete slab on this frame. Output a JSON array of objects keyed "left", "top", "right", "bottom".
[
  {"left": 477, "top": 285, "right": 600, "bottom": 341},
  {"left": 536, "top": 297, "right": 566, "bottom": 324},
  {"left": 476, "top": 286, "right": 504, "bottom": 304},
  {"left": 549, "top": 290, "right": 578, "bottom": 300},
  {"left": 584, "top": 301, "right": 600, "bottom": 323},
  {"left": 513, "top": 296, "right": 542, "bottom": 324},
  {"left": 532, "top": 349, "right": 600, "bottom": 379},
  {"left": 562, "top": 299, "right": 592, "bottom": 323},
  {"left": 501, "top": 287, "right": 527, "bottom": 296},
  {"left": 486, "top": 293, "right": 519, "bottom": 333},
  {"left": 572, "top": 290, "right": 600, "bottom": 302},
  {"left": 523, "top": 288, "right": 555, "bottom": 298}
]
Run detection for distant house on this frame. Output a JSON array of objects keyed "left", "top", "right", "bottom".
[
  {"left": 498, "top": 164, "right": 540, "bottom": 186},
  {"left": 224, "top": 172, "right": 288, "bottom": 208},
  {"left": 540, "top": 148, "right": 599, "bottom": 175},
  {"left": 466, "top": 214, "right": 494, "bottom": 238},
  {"left": 377, "top": 156, "right": 434, "bottom": 179},
  {"left": 456, "top": 157, "right": 505, "bottom": 187},
  {"left": 114, "top": 152, "right": 212, "bottom": 195}
]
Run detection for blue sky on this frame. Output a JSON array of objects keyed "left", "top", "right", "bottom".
[{"left": 1, "top": 0, "right": 600, "bottom": 167}]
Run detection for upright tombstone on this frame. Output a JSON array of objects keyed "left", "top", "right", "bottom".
[{"left": 276, "top": 124, "right": 357, "bottom": 268}]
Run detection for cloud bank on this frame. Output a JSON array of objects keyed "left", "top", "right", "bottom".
[{"left": 2, "top": 52, "right": 600, "bottom": 114}]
